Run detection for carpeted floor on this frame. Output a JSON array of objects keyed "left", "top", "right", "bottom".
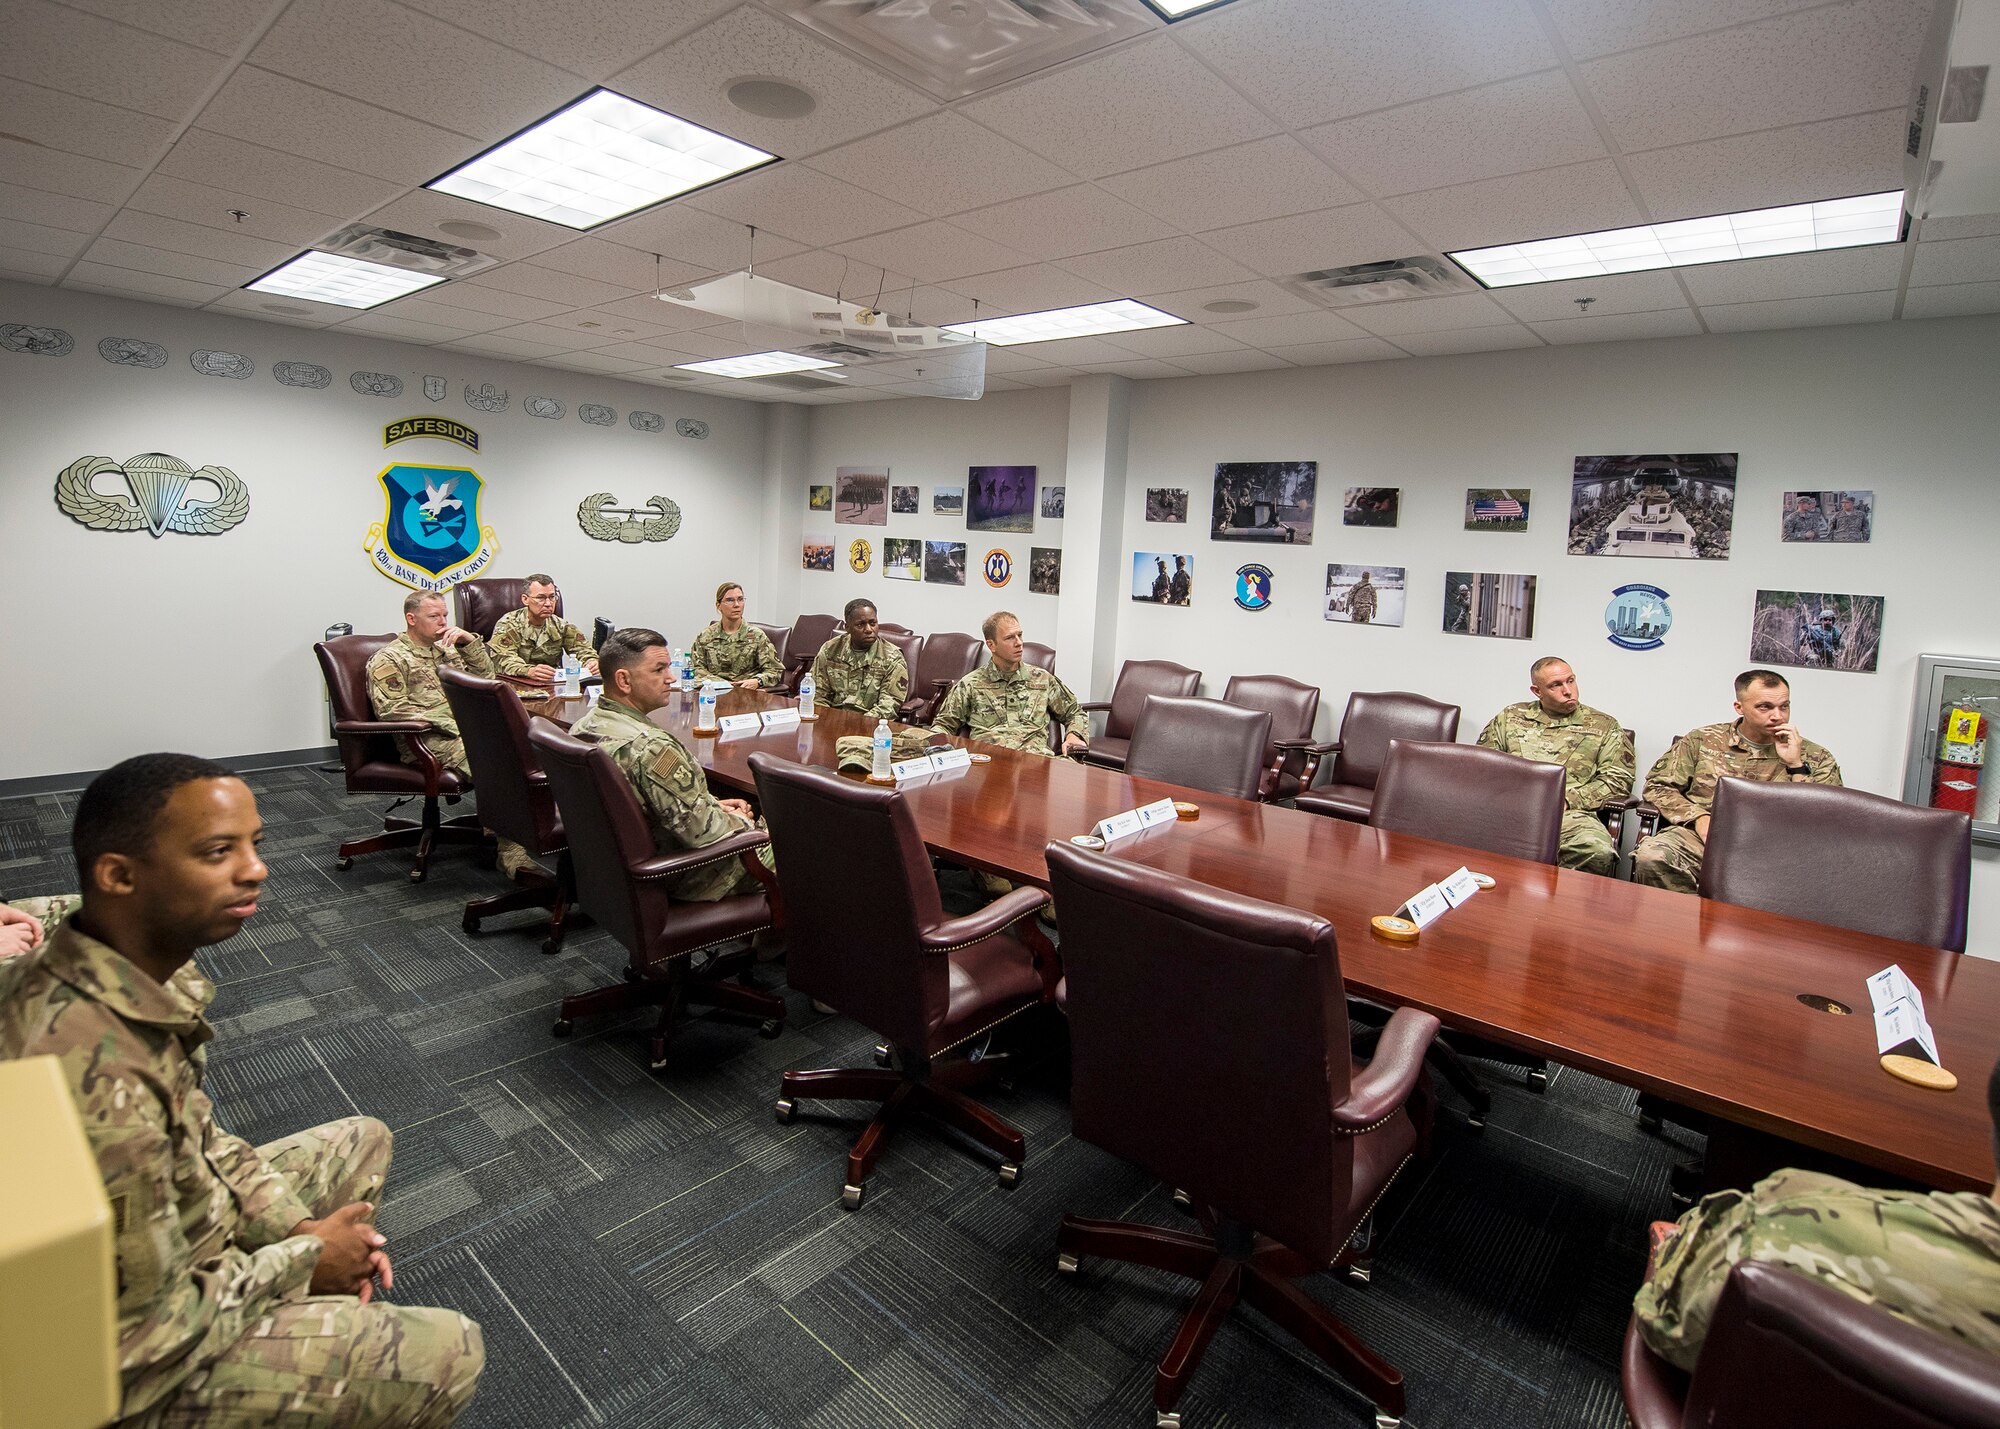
[{"left": 2, "top": 764, "right": 1698, "bottom": 1428}]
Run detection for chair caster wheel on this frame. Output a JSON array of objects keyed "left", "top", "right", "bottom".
[
  {"left": 841, "top": 1182, "right": 864, "bottom": 1211},
  {"left": 1056, "top": 1251, "right": 1079, "bottom": 1275},
  {"left": 551, "top": 1019, "right": 573, "bottom": 1038},
  {"left": 774, "top": 1098, "right": 796, "bottom": 1124},
  {"left": 1374, "top": 1413, "right": 1404, "bottom": 1428},
  {"left": 461, "top": 915, "right": 480, "bottom": 935},
  {"left": 997, "top": 1162, "right": 1021, "bottom": 1190},
  {"left": 1344, "top": 1262, "right": 1372, "bottom": 1286},
  {"left": 408, "top": 868, "right": 427, "bottom": 884},
  {"left": 758, "top": 1019, "right": 783, "bottom": 1039},
  {"left": 1171, "top": 1188, "right": 1194, "bottom": 1211},
  {"left": 1157, "top": 1412, "right": 1182, "bottom": 1428},
  {"left": 1526, "top": 1067, "right": 1549, "bottom": 1093},
  {"left": 540, "top": 938, "right": 561, "bottom": 956},
  {"left": 335, "top": 857, "right": 354, "bottom": 872},
  {"left": 873, "top": 1043, "right": 892, "bottom": 1067},
  {"left": 1466, "top": 1112, "right": 1487, "bottom": 1133}
]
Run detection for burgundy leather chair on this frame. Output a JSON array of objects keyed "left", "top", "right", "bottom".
[
  {"left": 526, "top": 720, "right": 785, "bottom": 1068},
  {"left": 1293, "top": 691, "right": 1461, "bottom": 823},
  {"left": 1623, "top": 1260, "right": 2000, "bottom": 1429},
  {"left": 1021, "top": 641, "right": 1056, "bottom": 673},
  {"left": 778, "top": 613, "right": 842, "bottom": 694},
  {"left": 1702, "top": 778, "right": 1972, "bottom": 951},
  {"left": 1124, "top": 695, "right": 1272, "bottom": 802},
  {"left": 750, "top": 621, "right": 790, "bottom": 670},
  {"left": 1079, "top": 659, "right": 1202, "bottom": 771},
  {"left": 1044, "top": 840, "right": 1439, "bottom": 1429},
  {"left": 454, "top": 578, "right": 560, "bottom": 641},
  {"left": 315, "top": 634, "right": 486, "bottom": 883},
  {"left": 438, "top": 667, "right": 574, "bottom": 955},
  {"left": 875, "top": 627, "right": 923, "bottom": 706},
  {"left": 747, "top": 753, "right": 1058, "bottom": 1211},
  {"left": 1222, "top": 674, "right": 1328, "bottom": 802},
  {"left": 900, "top": 631, "right": 984, "bottom": 725}
]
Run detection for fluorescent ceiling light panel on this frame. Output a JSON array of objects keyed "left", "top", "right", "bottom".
[
  {"left": 243, "top": 250, "right": 447, "bottom": 309},
  {"left": 942, "top": 298, "right": 1188, "bottom": 346},
  {"left": 1447, "top": 191, "right": 1907, "bottom": 288},
  {"left": 1139, "top": 0, "right": 1244, "bottom": 19},
  {"left": 427, "top": 88, "right": 776, "bottom": 230},
  {"left": 674, "top": 351, "right": 843, "bottom": 379}
]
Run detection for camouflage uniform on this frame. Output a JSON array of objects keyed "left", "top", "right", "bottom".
[
  {"left": 690, "top": 621, "right": 782, "bottom": 689},
  {"left": 363, "top": 631, "right": 495, "bottom": 776},
  {"left": 0, "top": 921, "right": 484, "bottom": 1426},
  {"left": 1830, "top": 504, "right": 1869, "bottom": 541},
  {"left": 1634, "top": 1168, "right": 2000, "bottom": 1373},
  {"left": 1349, "top": 577, "right": 1378, "bottom": 624},
  {"left": 569, "top": 696, "right": 774, "bottom": 903},
  {"left": 5, "top": 892, "right": 81, "bottom": 944},
  {"left": 1633, "top": 721, "right": 1842, "bottom": 893},
  {"left": 1475, "top": 701, "right": 1633, "bottom": 875},
  {"left": 1782, "top": 505, "right": 1829, "bottom": 541},
  {"left": 932, "top": 663, "right": 1086, "bottom": 756},
  {"left": 486, "top": 608, "right": 592, "bottom": 677},
  {"left": 808, "top": 635, "right": 909, "bottom": 720}
]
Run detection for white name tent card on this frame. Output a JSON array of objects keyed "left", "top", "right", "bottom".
[
  {"left": 1866, "top": 964, "right": 1924, "bottom": 1021},
  {"left": 890, "top": 756, "right": 937, "bottom": 782},
  {"left": 758, "top": 707, "right": 800, "bottom": 730},
  {"left": 715, "top": 712, "right": 762, "bottom": 735},
  {"left": 1867, "top": 963, "right": 1944, "bottom": 1066},
  {"left": 1437, "top": 867, "right": 1482, "bottom": 909},
  {"left": 1135, "top": 798, "right": 1178, "bottom": 829},
  {"left": 1400, "top": 883, "right": 1451, "bottom": 929},
  {"left": 929, "top": 746, "right": 973, "bottom": 772},
  {"left": 1095, "top": 809, "right": 1146, "bottom": 843}
]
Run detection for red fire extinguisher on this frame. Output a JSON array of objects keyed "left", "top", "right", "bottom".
[{"left": 1932, "top": 708, "right": 1986, "bottom": 815}]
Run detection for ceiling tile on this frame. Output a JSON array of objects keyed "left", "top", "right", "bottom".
[
  {"left": 688, "top": 164, "right": 928, "bottom": 245},
  {"left": 1207, "top": 308, "right": 1368, "bottom": 347},
  {"left": 0, "top": 216, "right": 90, "bottom": 258},
  {"left": 598, "top": 202, "right": 805, "bottom": 274},
  {"left": 748, "top": 248, "right": 854, "bottom": 295},
  {"left": 1699, "top": 290, "right": 1896, "bottom": 331},
  {"left": 0, "top": 142, "right": 141, "bottom": 204},
  {"left": 1543, "top": 0, "right": 1827, "bottom": 60},
  {"left": 336, "top": 311, "right": 482, "bottom": 343},
  {"left": 1578, "top": 0, "right": 1928, "bottom": 153},
  {"left": 521, "top": 306, "right": 694, "bottom": 343},
  {"left": 1300, "top": 71, "right": 1607, "bottom": 199},
  {"left": 1007, "top": 365, "right": 1083, "bottom": 387},
  {"left": 64, "top": 263, "right": 229, "bottom": 304},
  {"left": 1527, "top": 307, "right": 1704, "bottom": 343},
  {"left": 0, "top": 244, "right": 69, "bottom": 279},
  {"left": 950, "top": 263, "right": 1119, "bottom": 313},
  {"left": 528, "top": 239, "right": 708, "bottom": 293},
  {"left": 484, "top": 319, "right": 618, "bottom": 348},
  {"left": 1098, "top": 136, "right": 1364, "bottom": 234},
  {"left": 1391, "top": 325, "right": 1546, "bottom": 356},
  {"left": 1919, "top": 213, "right": 2000, "bottom": 242},
  {"left": 0, "top": 182, "right": 112, "bottom": 234},
  {"left": 57, "top": 0, "right": 278, "bottom": 54},
  {"left": 1001, "top": 335, "right": 1152, "bottom": 365},
  {"left": 1058, "top": 236, "right": 1253, "bottom": 294},
  {"left": 1622, "top": 110, "right": 1906, "bottom": 222},
  {"left": 1098, "top": 323, "right": 1250, "bottom": 357},
  {"left": 1488, "top": 269, "right": 1692, "bottom": 321},
  {"left": 124, "top": 173, "right": 345, "bottom": 248},
  {"left": 81, "top": 236, "right": 259, "bottom": 286},
  {"left": 953, "top": 186, "right": 1174, "bottom": 262},
  {"left": 436, "top": 333, "right": 574, "bottom": 358},
  {"left": 585, "top": 289, "right": 740, "bottom": 329},
  {"left": 157, "top": 130, "right": 407, "bottom": 216},
  {"left": 362, "top": 295, "right": 517, "bottom": 332},
  {"left": 2, "top": 0, "right": 230, "bottom": 120},
  {"left": 1901, "top": 281, "right": 2000, "bottom": 319},
  {"left": 805, "top": 112, "right": 1077, "bottom": 218},
  {"left": 1169, "top": 348, "right": 1295, "bottom": 374},
  {"left": 248, "top": 0, "right": 581, "bottom": 140},
  {"left": 196, "top": 67, "right": 475, "bottom": 184},
  {"left": 412, "top": 281, "right": 575, "bottom": 321},
  {"left": 1178, "top": 0, "right": 1557, "bottom": 128},
  {"left": 1263, "top": 336, "right": 1408, "bottom": 365},
  {"left": 1676, "top": 245, "right": 1908, "bottom": 305},
  {"left": 1909, "top": 236, "right": 2000, "bottom": 288},
  {"left": 462, "top": 263, "right": 631, "bottom": 306},
  {"left": 1384, "top": 160, "right": 1643, "bottom": 251},
  {"left": 1141, "top": 278, "right": 1319, "bottom": 321},
  {"left": 0, "top": 77, "right": 177, "bottom": 167},
  {"left": 960, "top": 37, "right": 1275, "bottom": 178},
  {"left": 1199, "top": 203, "right": 1416, "bottom": 279},
  {"left": 1072, "top": 357, "right": 1196, "bottom": 379},
  {"left": 978, "top": 346, "right": 1057, "bottom": 373},
  {"left": 397, "top": 0, "right": 737, "bottom": 80},
  {"left": 205, "top": 289, "right": 361, "bottom": 326},
  {"left": 100, "top": 210, "right": 293, "bottom": 269},
  {"left": 610, "top": 4, "right": 935, "bottom": 158},
  {"left": 360, "top": 189, "right": 576, "bottom": 260},
  {"left": 835, "top": 220, "right": 1033, "bottom": 284},
  {"left": 1338, "top": 292, "right": 1522, "bottom": 335},
  {"left": 528, "top": 349, "right": 656, "bottom": 372},
  {"left": 582, "top": 338, "right": 706, "bottom": 363}
]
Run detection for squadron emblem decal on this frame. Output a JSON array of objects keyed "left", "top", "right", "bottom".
[
  {"left": 363, "top": 463, "right": 500, "bottom": 590},
  {"left": 56, "top": 453, "right": 250, "bottom": 537},
  {"left": 578, "top": 492, "right": 682, "bottom": 543}
]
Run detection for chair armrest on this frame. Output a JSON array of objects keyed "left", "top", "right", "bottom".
[
  {"left": 1273, "top": 738, "right": 1338, "bottom": 754},
  {"left": 334, "top": 717, "right": 430, "bottom": 736},
  {"left": 920, "top": 884, "right": 1050, "bottom": 953},
  {"left": 629, "top": 827, "right": 771, "bottom": 882},
  {"left": 1334, "top": 1006, "right": 1441, "bottom": 1132},
  {"left": 1076, "top": 701, "right": 1112, "bottom": 714}
]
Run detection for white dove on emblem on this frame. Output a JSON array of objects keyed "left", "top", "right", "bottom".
[{"left": 418, "top": 476, "right": 462, "bottom": 522}]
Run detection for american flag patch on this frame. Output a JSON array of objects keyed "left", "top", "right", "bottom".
[{"left": 1472, "top": 497, "right": 1524, "bottom": 520}]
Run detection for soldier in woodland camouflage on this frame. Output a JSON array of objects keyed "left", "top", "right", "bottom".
[
  {"left": 1634, "top": 1057, "right": 2000, "bottom": 1372},
  {"left": 0, "top": 754, "right": 483, "bottom": 1427},
  {"left": 691, "top": 581, "right": 782, "bottom": 689},
  {"left": 486, "top": 573, "right": 595, "bottom": 681},
  {"left": 809, "top": 598, "right": 909, "bottom": 720},
  {"left": 1829, "top": 494, "right": 1870, "bottom": 541},
  {"left": 1782, "top": 494, "right": 1829, "bottom": 541},
  {"left": 570, "top": 628, "right": 775, "bottom": 904},
  {"left": 932, "top": 612, "right": 1087, "bottom": 757},
  {"left": 1632, "top": 668, "right": 1842, "bottom": 893},
  {"left": 1475, "top": 657, "right": 1632, "bottom": 875}
]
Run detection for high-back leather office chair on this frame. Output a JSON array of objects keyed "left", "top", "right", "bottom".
[
  {"left": 1702, "top": 779, "right": 1972, "bottom": 951},
  {"left": 1293, "top": 691, "right": 1461, "bottom": 823},
  {"left": 876, "top": 628, "right": 923, "bottom": 702},
  {"left": 1222, "top": 674, "right": 1328, "bottom": 802},
  {"left": 1078, "top": 659, "right": 1202, "bottom": 771},
  {"left": 455, "top": 578, "right": 560, "bottom": 641},
  {"left": 438, "top": 668, "right": 574, "bottom": 955},
  {"left": 1045, "top": 841, "right": 1440, "bottom": 1429},
  {"left": 592, "top": 617, "right": 615, "bottom": 653},
  {"left": 526, "top": 720, "right": 785, "bottom": 1067},
  {"left": 900, "top": 631, "right": 985, "bottom": 725},
  {"left": 778, "top": 613, "right": 842, "bottom": 693},
  {"left": 1021, "top": 641, "right": 1056, "bottom": 673},
  {"left": 750, "top": 621, "right": 790, "bottom": 670},
  {"left": 315, "top": 634, "right": 486, "bottom": 882},
  {"left": 1623, "top": 1260, "right": 2000, "bottom": 1429},
  {"left": 1124, "top": 695, "right": 1271, "bottom": 801},
  {"left": 748, "top": 753, "right": 1057, "bottom": 1210}
]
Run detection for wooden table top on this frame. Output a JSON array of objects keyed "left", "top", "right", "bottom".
[{"left": 524, "top": 683, "right": 2000, "bottom": 1192}]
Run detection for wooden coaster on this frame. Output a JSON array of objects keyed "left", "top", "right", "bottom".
[
  {"left": 1172, "top": 801, "right": 1200, "bottom": 821},
  {"left": 1069, "top": 834, "right": 1107, "bottom": 851},
  {"left": 692, "top": 726, "right": 718, "bottom": 737},
  {"left": 864, "top": 773, "right": 896, "bottom": 786},
  {"left": 1469, "top": 872, "right": 1496, "bottom": 889},
  {"left": 1881, "top": 1054, "right": 1958, "bottom": 1091},
  {"left": 1371, "top": 914, "right": 1419, "bottom": 943}
]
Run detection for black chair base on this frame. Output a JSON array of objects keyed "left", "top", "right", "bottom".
[
  {"left": 1056, "top": 1212, "right": 1406, "bottom": 1427},
  {"left": 775, "top": 1052, "right": 1024, "bottom": 1211},
  {"left": 336, "top": 798, "right": 488, "bottom": 884},
  {"left": 552, "top": 945, "right": 783, "bottom": 1067},
  {"left": 463, "top": 852, "right": 577, "bottom": 955}
]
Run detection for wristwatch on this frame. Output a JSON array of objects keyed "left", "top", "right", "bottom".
[{"left": 1785, "top": 763, "right": 1811, "bottom": 776}]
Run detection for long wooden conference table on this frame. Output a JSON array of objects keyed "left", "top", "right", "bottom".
[{"left": 526, "top": 683, "right": 2000, "bottom": 1195}]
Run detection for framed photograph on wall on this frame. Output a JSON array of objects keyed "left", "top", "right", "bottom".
[
  {"left": 1443, "top": 571, "right": 1536, "bottom": 639},
  {"left": 1132, "top": 552, "right": 1193, "bottom": 606},
  {"left": 1343, "top": 487, "right": 1400, "bottom": 527},
  {"left": 1781, "top": 490, "right": 1873, "bottom": 542},
  {"left": 834, "top": 466, "right": 888, "bottom": 525},
  {"left": 1325, "top": 564, "right": 1405, "bottom": 626},
  {"left": 924, "top": 540, "right": 967, "bottom": 584},
  {"left": 1145, "top": 488, "right": 1188, "bottom": 522},
  {"left": 1040, "top": 486, "right": 1065, "bottom": 519},
  {"left": 883, "top": 537, "right": 922, "bottom": 580},
  {"left": 1750, "top": 590, "right": 1884, "bottom": 672},
  {"left": 1464, "top": 488, "right": 1530, "bottom": 530},
  {"left": 808, "top": 485, "right": 831, "bottom": 512},
  {"left": 934, "top": 485, "right": 963, "bottom": 515},
  {"left": 890, "top": 484, "right": 919, "bottom": 515},
  {"left": 967, "top": 465, "right": 1036, "bottom": 533},
  {"left": 1568, "top": 454, "right": 1736, "bottom": 559},
  {"left": 1029, "top": 547, "right": 1061, "bottom": 595},
  {"left": 803, "top": 540, "right": 834, "bottom": 571},
  {"left": 1211, "top": 461, "right": 1316, "bottom": 543}
]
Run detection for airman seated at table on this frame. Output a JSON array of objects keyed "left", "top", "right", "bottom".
[
  {"left": 1632, "top": 668, "right": 1842, "bottom": 894},
  {"left": 0, "top": 753, "right": 484, "bottom": 1428},
  {"left": 569, "top": 628, "right": 775, "bottom": 903},
  {"left": 932, "top": 611, "right": 1086, "bottom": 757},
  {"left": 1475, "top": 656, "right": 1632, "bottom": 875},
  {"left": 808, "top": 598, "right": 908, "bottom": 720},
  {"left": 487, "top": 573, "right": 595, "bottom": 683},
  {"left": 1634, "top": 1055, "right": 2000, "bottom": 1371},
  {"left": 690, "top": 581, "right": 782, "bottom": 690}
]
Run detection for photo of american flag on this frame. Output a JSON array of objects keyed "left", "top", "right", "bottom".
[{"left": 1464, "top": 487, "right": 1531, "bottom": 531}]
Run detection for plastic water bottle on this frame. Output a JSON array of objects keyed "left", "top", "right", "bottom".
[
  {"left": 697, "top": 683, "right": 717, "bottom": 731},
  {"left": 675, "top": 648, "right": 693, "bottom": 689},
  {"left": 798, "top": 672, "right": 816, "bottom": 717},
  {"left": 560, "top": 651, "right": 579, "bottom": 695},
  {"left": 872, "top": 719, "right": 893, "bottom": 780}
]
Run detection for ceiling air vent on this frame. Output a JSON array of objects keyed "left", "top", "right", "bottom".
[
  {"left": 1285, "top": 255, "right": 1476, "bottom": 308},
  {"left": 317, "top": 224, "right": 499, "bottom": 280}
]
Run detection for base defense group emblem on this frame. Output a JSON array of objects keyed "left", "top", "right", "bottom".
[
  {"left": 1234, "top": 564, "right": 1274, "bottom": 611},
  {"left": 982, "top": 549, "right": 1012, "bottom": 587},
  {"left": 363, "top": 463, "right": 501, "bottom": 591},
  {"left": 849, "top": 538, "right": 873, "bottom": 573}
]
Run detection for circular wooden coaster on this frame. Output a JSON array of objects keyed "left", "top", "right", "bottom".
[
  {"left": 969, "top": 753, "right": 992, "bottom": 764},
  {"left": 864, "top": 773, "right": 896, "bottom": 786},
  {"left": 1469, "top": 872, "right": 1496, "bottom": 888},
  {"left": 1069, "top": 834, "right": 1107, "bottom": 851},
  {"left": 692, "top": 726, "right": 719, "bottom": 737},
  {"left": 1371, "top": 914, "right": 1419, "bottom": 942},
  {"left": 1881, "top": 1054, "right": 1957, "bottom": 1091},
  {"left": 1173, "top": 801, "right": 1200, "bottom": 821}
]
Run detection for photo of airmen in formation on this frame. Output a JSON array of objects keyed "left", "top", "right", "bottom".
[
  {"left": 1145, "top": 487, "right": 1188, "bottom": 523},
  {"left": 1781, "top": 490, "right": 1873, "bottom": 542},
  {"left": 925, "top": 540, "right": 968, "bottom": 585},
  {"left": 1568, "top": 454, "right": 1737, "bottom": 560},
  {"left": 834, "top": 467, "right": 888, "bottom": 526},
  {"left": 1750, "top": 590, "right": 1885, "bottom": 673},
  {"left": 1029, "top": 546, "right": 1062, "bottom": 595},
  {"left": 1343, "top": 486, "right": 1400, "bottom": 526},
  {"left": 967, "top": 465, "right": 1036, "bottom": 533},
  {"left": 1324, "top": 564, "right": 1406, "bottom": 626},
  {"left": 1210, "top": 460, "right": 1317, "bottom": 543},
  {"left": 1132, "top": 552, "right": 1193, "bottom": 605}
]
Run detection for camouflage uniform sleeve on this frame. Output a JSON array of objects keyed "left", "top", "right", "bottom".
[
  {"left": 1050, "top": 675, "right": 1087, "bottom": 740},
  {"left": 1632, "top": 1183, "right": 1757, "bottom": 1371},
  {"left": 1568, "top": 721, "right": 1635, "bottom": 813},
  {"left": 1802, "top": 742, "right": 1842, "bottom": 787},
  {"left": 365, "top": 650, "right": 431, "bottom": 727},
  {"left": 487, "top": 611, "right": 532, "bottom": 676},
  {"left": 809, "top": 641, "right": 835, "bottom": 708},
  {"left": 871, "top": 649, "right": 910, "bottom": 720},
  {"left": 1474, "top": 711, "right": 1507, "bottom": 751},
  {"left": 1644, "top": 733, "right": 1704, "bottom": 826},
  {"left": 561, "top": 620, "right": 594, "bottom": 665},
  {"left": 454, "top": 634, "right": 495, "bottom": 679},
  {"left": 931, "top": 676, "right": 972, "bottom": 737},
  {"left": 198, "top": 1090, "right": 314, "bottom": 1247},
  {"left": 752, "top": 628, "right": 782, "bottom": 688},
  {"left": 636, "top": 736, "right": 746, "bottom": 852},
  {"left": 8, "top": 894, "right": 80, "bottom": 940}
]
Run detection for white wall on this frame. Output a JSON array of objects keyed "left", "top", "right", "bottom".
[{"left": 0, "top": 280, "right": 768, "bottom": 781}]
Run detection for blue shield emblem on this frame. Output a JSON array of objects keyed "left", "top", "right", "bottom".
[
  {"left": 1605, "top": 583, "right": 1672, "bottom": 650},
  {"left": 380, "top": 464, "right": 482, "bottom": 578},
  {"left": 1234, "top": 564, "right": 1274, "bottom": 611}
]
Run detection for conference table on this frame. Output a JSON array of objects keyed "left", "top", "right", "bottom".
[{"left": 523, "top": 682, "right": 2000, "bottom": 1195}]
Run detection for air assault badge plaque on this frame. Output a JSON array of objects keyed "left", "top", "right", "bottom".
[{"left": 362, "top": 463, "right": 500, "bottom": 591}]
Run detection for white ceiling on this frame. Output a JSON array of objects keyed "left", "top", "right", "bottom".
[{"left": 2, "top": 0, "right": 1994, "bottom": 404}]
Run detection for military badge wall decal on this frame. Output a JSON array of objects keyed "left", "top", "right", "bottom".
[
  {"left": 850, "top": 538, "right": 873, "bottom": 573},
  {"left": 56, "top": 453, "right": 250, "bottom": 537},
  {"left": 1234, "top": 564, "right": 1274, "bottom": 611},
  {"left": 97, "top": 337, "right": 166, "bottom": 368},
  {"left": 982, "top": 549, "right": 1012, "bottom": 587},
  {"left": 424, "top": 375, "right": 446, "bottom": 402},
  {"left": 1, "top": 324, "right": 74, "bottom": 356},
  {"left": 363, "top": 464, "right": 500, "bottom": 590},
  {"left": 1605, "top": 584, "right": 1672, "bottom": 650},
  {"left": 577, "top": 493, "right": 681, "bottom": 543}
]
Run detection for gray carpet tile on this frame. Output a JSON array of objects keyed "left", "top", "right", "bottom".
[{"left": 3, "top": 764, "right": 1696, "bottom": 1428}]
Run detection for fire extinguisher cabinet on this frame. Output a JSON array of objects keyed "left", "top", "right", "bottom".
[{"left": 1903, "top": 653, "right": 2000, "bottom": 845}]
